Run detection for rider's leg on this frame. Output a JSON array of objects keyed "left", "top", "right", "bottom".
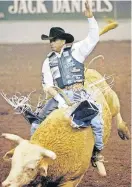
[
  {"left": 90, "top": 112, "right": 106, "bottom": 176},
  {"left": 37, "top": 98, "right": 58, "bottom": 121},
  {"left": 31, "top": 98, "right": 58, "bottom": 135},
  {"left": 30, "top": 91, "right": 75, "bottom": 135},
  {"left": 90, "top": 113, "right": 104, "bottom": 151},
  {"left": 22, "top": 98, "right": 58, "bottom": 135}
]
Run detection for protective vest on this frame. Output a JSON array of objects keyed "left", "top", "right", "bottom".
[{"left": 48, "top": 46, "right": 84, "bottom": 89}]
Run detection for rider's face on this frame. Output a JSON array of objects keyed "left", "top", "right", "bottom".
[{"left": 50, "top": 38, "right": 65, "bottom": 53}]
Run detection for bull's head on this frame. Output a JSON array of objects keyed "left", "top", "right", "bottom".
[{"left": 1, "top": 133, "right": 56, "bottom": 187}]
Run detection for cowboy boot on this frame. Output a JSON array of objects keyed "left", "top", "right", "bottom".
[{"left": 91, "top": 147, "right": 107, "bottom": 177}]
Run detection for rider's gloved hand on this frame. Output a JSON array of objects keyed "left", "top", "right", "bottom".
[
  {"left": 59, "top": 103, "right": 69, "bottom": 109},
  {"left": 54, "top": 94, "right": 68, "bottom": 109}
]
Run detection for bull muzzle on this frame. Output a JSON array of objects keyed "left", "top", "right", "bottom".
[
  {"left": 2, "top": 181, "right": 10, "bottom": 187},
  {"left": 2, "top": 180, "right": 18, "bottom": 187}
]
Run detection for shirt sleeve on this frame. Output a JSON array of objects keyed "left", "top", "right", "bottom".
[
  {"left": 72, "top": 17, "right": 99, "bottom": 63},
  {"left": 42, "top": 58, "right": 54, "bottom": 87}
]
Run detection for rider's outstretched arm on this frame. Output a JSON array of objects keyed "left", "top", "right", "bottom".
[{"left": 72, "top": 0, "right": 99, "bottom": 63}]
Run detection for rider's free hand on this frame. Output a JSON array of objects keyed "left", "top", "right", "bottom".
[
  {"left": 84, "top": 0, "right": 93, "bottom": 18},
  {"left": 58, "top": 102, "right": 68, "bottom": 109}
]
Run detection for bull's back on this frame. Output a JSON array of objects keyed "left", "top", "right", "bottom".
[{"left": 30, "top": 109, "right": 94, "bottom": 179}]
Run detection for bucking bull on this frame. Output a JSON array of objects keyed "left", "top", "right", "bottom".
[
  {"left": 1, "top": 68, "right": 130, "bottom": 187},
  {"left": 1, "top": 21, "right": 130, "bottom": 187}
]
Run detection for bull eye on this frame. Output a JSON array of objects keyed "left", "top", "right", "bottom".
[{"left": 28, "top": 168, "right": 34, "bottom": 172}]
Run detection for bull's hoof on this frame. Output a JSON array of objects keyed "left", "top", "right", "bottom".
[{"left": 118, "top": 122, "right": 130, "bottom": 140}]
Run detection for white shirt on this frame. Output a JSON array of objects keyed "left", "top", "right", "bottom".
[{"left": 42, "top": 17, "right": 99, "bottom": 88}]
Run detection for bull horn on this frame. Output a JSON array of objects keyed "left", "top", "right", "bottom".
[
  {"left": 38, "top": 146, "right": 57, "bottom": 160},
  {"left": 1, "top": 133, "right": 24, "bottom": 144},
  {"left": 3, "top": 149, "right": 15, "bottom": 161}
]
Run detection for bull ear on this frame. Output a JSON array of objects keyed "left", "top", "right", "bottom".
[
  {"left": 37, "top": 146, "right": 56, "bottom": 160},
  {"left": 40, "top": 148, "right": 56, "bottom": 160},
  {"left": 1, "top": 133, "right": 24, "bottom": 144},
  {"left": 3, "top": 149, "right": 15, "bottom": 161}
]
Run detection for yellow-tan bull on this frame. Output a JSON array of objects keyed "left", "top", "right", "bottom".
[{"left": 1, "top": 69, "right": 130, "bottom": 187}]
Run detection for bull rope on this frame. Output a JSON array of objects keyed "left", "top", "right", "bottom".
[{"left": 0, "top": 91, "right": 36, "bottom": 114}]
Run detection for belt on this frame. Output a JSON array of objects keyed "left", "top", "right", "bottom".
[{"left": 64, "top": 83, "right": 84, "bottom": 91}]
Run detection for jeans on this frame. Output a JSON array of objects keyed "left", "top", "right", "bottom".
[
  {"left": 91, "top": 113, "right": 104, "bottom": 151},
  {"left": 30, "top": 98, "right": 58, "bottom": 135}
]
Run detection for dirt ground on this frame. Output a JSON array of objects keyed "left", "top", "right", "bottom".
[{"left": 0, "top": 41, "right": 131, "bottom": 187}]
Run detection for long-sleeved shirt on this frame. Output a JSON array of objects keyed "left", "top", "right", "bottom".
[{"left": 42, "top": 16, "right": 99, "bottom": 88}]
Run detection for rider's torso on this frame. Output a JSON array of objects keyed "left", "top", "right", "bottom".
[{"left": 48, "top": 46, "right": 84, "bottom": 89}]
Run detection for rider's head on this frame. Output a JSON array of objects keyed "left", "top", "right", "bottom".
[
  {"left": 41, "top": 27, "right": 74, "bottom": 53},
  {"left": 49, "top": 37, "right": 66, "bottom": 53}
]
